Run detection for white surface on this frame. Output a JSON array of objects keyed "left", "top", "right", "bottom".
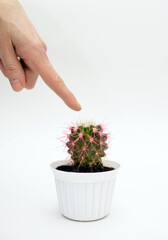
[
  {"left": 51, "top": 160, "right": 119, "bottom": 221},
  {"left": 0, "top": 0, "right": 168, "bottom": 239}
]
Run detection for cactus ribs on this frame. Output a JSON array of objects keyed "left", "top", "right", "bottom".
[{"left": 57, "top": 122, "right": 114, "bottom": 172}]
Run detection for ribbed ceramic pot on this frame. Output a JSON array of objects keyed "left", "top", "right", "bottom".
[{"left": 51, "top": 160, "right": 120, "bottom": 221}]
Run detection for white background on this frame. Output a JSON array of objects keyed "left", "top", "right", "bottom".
[{"left": 0, "top": 0, "right": 168, "bottom": 239}]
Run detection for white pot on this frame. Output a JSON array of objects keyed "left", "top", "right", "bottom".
[{"left": 51, "top": 160, "right": 120, "bottom": 221}]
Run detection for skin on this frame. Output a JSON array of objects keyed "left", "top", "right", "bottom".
[{"left": 0, "top": 0, "right": 81, "bottom": 111}]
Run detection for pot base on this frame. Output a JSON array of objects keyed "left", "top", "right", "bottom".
[{"left": 62, "top": 213, "right": 109, "bottom": 222}]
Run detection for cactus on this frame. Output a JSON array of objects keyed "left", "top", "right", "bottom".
[{"left": 65, "top": 122, "right": 109, "bottom": 172}]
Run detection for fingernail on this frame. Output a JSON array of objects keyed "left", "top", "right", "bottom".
[{"left": 10, "top": 79, "right": 22, "bottom": 91}]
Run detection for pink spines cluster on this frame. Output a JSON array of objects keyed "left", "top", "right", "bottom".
[{"left": 65, "top": 123, "right": 109, "bottom": 170}]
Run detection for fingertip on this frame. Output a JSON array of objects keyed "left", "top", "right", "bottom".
[
  {"left": 10, "top": 79, "right": 24, "bottom": 92},
  {"left": 67, "top": 100, "right": 82, "bottom": 111},
  {"left": 74, "top": 102, "right": 82, "bottom": 111},
  {"left": 24, "top": 69, "right": 38, "bottom": 90},
  {"left": 63, "top": 91, "right": 82, "bottom": 111}
]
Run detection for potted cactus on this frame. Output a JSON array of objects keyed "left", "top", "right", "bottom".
[{"left": 51, "top": 122, "right": 120, "bottom": 221}]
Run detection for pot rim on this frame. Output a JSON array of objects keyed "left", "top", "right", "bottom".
[{"left": 50, "top": 159, "right": 120, "bottom": 176}]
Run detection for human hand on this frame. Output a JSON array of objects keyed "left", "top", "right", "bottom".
[{"left": 0, "top": 0, "right": 81, "bottom": 111}]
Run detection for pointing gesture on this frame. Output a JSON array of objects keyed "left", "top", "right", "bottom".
[{"left": 0, "top": 0, "right": 81, "bottom": 111}]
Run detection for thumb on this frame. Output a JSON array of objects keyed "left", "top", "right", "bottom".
[{"left": 1, "top": 42, "right": 25, "bottom": 92}]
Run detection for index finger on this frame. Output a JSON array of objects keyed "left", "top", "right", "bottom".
[{"left": 33, "top": 54, "right": 82, "bottom": 111}]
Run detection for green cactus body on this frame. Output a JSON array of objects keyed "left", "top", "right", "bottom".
[{"left": 66, "top": 123, "right": 108, "bottom": 171}]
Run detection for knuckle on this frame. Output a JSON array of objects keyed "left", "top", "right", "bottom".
[
  {"left": 55, "top": 74, "right": 63, "bottom": 83},
  {"left": 30, "top": 41, "right": 42, "bottom": 50},
  {"left": 6, "top": 63, "right": 18, "bottom": 73},
  {"left": 56, "top": 77, "right": 66, "bottom": 89},
  {"left": 25, "top": 40, "right": 47, "bottom": 59}
]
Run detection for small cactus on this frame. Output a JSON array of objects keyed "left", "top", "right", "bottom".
[{"left": 65, "top": 122, "right": 109, "bottom": 172}]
